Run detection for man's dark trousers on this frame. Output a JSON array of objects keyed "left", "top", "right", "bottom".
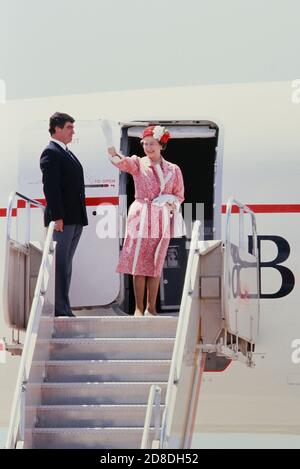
[{"left": 53, "top": 225, "right": 83, "bottom": 316}]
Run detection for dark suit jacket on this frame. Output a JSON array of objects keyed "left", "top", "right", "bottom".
[{"left": 40, "top": 141, "right": 88, "bottom": 227}]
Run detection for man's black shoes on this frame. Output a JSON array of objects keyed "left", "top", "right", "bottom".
[{"left": 55, "top": 311, "right": 76, "bottom": 317}]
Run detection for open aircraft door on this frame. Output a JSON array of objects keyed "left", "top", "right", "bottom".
[{"left": 17, "top": 119, "right": 123, "bottom": 307}]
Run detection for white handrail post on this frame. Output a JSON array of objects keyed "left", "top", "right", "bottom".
[
  {"left": 153, "top": 387, "right": 161, "bottom": 441},
  {"left": 49, "top": 235, "right": 54, "bottom": 253},
  {"left": 6, "top": 191, "right": 16, "bottom": 241},
  {"left": 239, "top": 207, "right": 244, "bottom": 250},
  {"left": 141, "top": 385, "right": 155, "bottom": 449},
  {"left": 40, "top": 264, "right": 46, "bottom": 295},
  {"left": 160, "top": 407, "right": 167, "bottom": 448},
  {"left": 25, "top": 201, "right": 31, "bottom": 246},
  {"left": 141, "top": 385, "right": 161, "bottom": 449},
  {"left": 19, "top": 378, "right": 27, "bottom": 445},
  {"left": 251, "top": 213, "right": 258, "bottom": 257}
]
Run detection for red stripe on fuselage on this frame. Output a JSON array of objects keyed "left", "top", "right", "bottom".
[
  {"left": 0, "top": 208, "right": 17, "bottom": 217},
  {"left": 1, "top": 197, "right": 119, "bottom": 217},
  {"left": 85, "top": 197, "right": 119, "bottom": 206},
  {"left": 1, "top": 201, "right": 300, "bottom": 217},
  {"left": 221, "top": 204, "right": 300, "bottom": 213}
]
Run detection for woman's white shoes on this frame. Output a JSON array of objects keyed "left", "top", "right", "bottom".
[{"left": 144, "top": 309, "right": 157, "bottom": 316}]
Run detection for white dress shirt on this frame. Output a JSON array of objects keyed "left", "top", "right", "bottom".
[
  {"left": 51, "top": 138, "right": 67, "bottom": 150},
  {"left": 51, "top": 138, "right": 79, "bottom": 165}
]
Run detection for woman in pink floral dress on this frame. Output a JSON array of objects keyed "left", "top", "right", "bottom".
[{"left": 107, "top": 125, "right": 184, "bottom": 316}]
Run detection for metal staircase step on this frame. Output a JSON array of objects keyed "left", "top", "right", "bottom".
[
  {"left": 27, "top": 382, "right": 168, "bottom": 405},
  {"left": 25, "top": 316, "right": 176, "bottom": 448},
  {"left": 35, "top": 337, "right": 174, "bottom": 360},
  {"left": 42, "top": 316, "right": 178, "bottom": 338},
  {"left": 28, "top": 404, "right": 164, "bottom": 428},
  {"left": 27, "top": 427, "right": 155, "bottom": 449},
  {"left": 31, "top": 360, "right": 171, "bottom": 382}
]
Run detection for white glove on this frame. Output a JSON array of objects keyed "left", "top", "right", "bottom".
[
  {"left": 152, "top": 194, "right": 179, "bottom": 210},
  {"left": 109, "top": 154, "right": 125, "bottom": 164},
  {"left": 100, "top": 119, "right": 114, "bottom": 147}
]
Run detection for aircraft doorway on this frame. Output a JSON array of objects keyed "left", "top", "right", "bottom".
[{"left": 119, "top": 121, "right": 220, "bottom": 314}]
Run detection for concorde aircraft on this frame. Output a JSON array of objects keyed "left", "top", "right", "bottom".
[{"left": 0, "top": 80, "right": 299, "bottom": 448}]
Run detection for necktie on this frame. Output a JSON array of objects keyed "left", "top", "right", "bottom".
[{"left": 65, "top": 147, "right": 78, "bottom": 164}]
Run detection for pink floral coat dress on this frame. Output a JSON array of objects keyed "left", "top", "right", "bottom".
[{"left": 112, "top": 155, "right": 184, "bottom": 277}]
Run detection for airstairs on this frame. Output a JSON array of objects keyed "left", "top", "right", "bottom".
[
  {"left": 24, "top": 315, "right": 177, "bottom": 449},
  {"left": 3, "top": 193, "right": 260, "bottom": 449}
]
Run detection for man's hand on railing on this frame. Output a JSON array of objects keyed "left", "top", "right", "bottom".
[{"left": 54, "top": 219, "right": 64, "bottom": 232}]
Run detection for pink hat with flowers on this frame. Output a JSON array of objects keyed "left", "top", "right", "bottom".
[{"left": 142, "top": 125, "right": 170, "bottom": 144}]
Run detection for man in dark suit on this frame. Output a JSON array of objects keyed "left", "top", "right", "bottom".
[{"left": 40, "top": 112, "right": 88, "bottom": 317}]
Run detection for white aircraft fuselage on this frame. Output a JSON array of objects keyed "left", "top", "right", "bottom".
[{"left": 0, "top": 80, "right": 299, "bottom": 439}]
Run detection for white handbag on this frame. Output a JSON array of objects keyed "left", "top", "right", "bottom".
[{"left": 152, "top": 194, "right": 186, "bottom": 238}]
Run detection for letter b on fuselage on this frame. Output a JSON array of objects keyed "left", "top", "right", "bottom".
[{"left": 249, "top": 235, "right": 295, "bottom": 299}]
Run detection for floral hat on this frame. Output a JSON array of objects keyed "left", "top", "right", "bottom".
[{"left": 142, "top": 125, "right": 170, "bottom": 144}]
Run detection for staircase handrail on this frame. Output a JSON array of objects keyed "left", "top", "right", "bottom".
[
  {"left": 5, "top": 220, "right": 55, "bottom": 449},
  {"left": 3, "top": 191, "right": 45, "bottom": 328},
  {"left": 225, "top": 197, "right": 258, "bottom": 256},
  {"left": 224, "top": 197, "right": 260, "bottom": 338},
  {"left": 159, "top": 220, "right": 201, "bottom": 448},
  {"left": 6, "top": 191, "right": 45, "bottom": 242}
]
